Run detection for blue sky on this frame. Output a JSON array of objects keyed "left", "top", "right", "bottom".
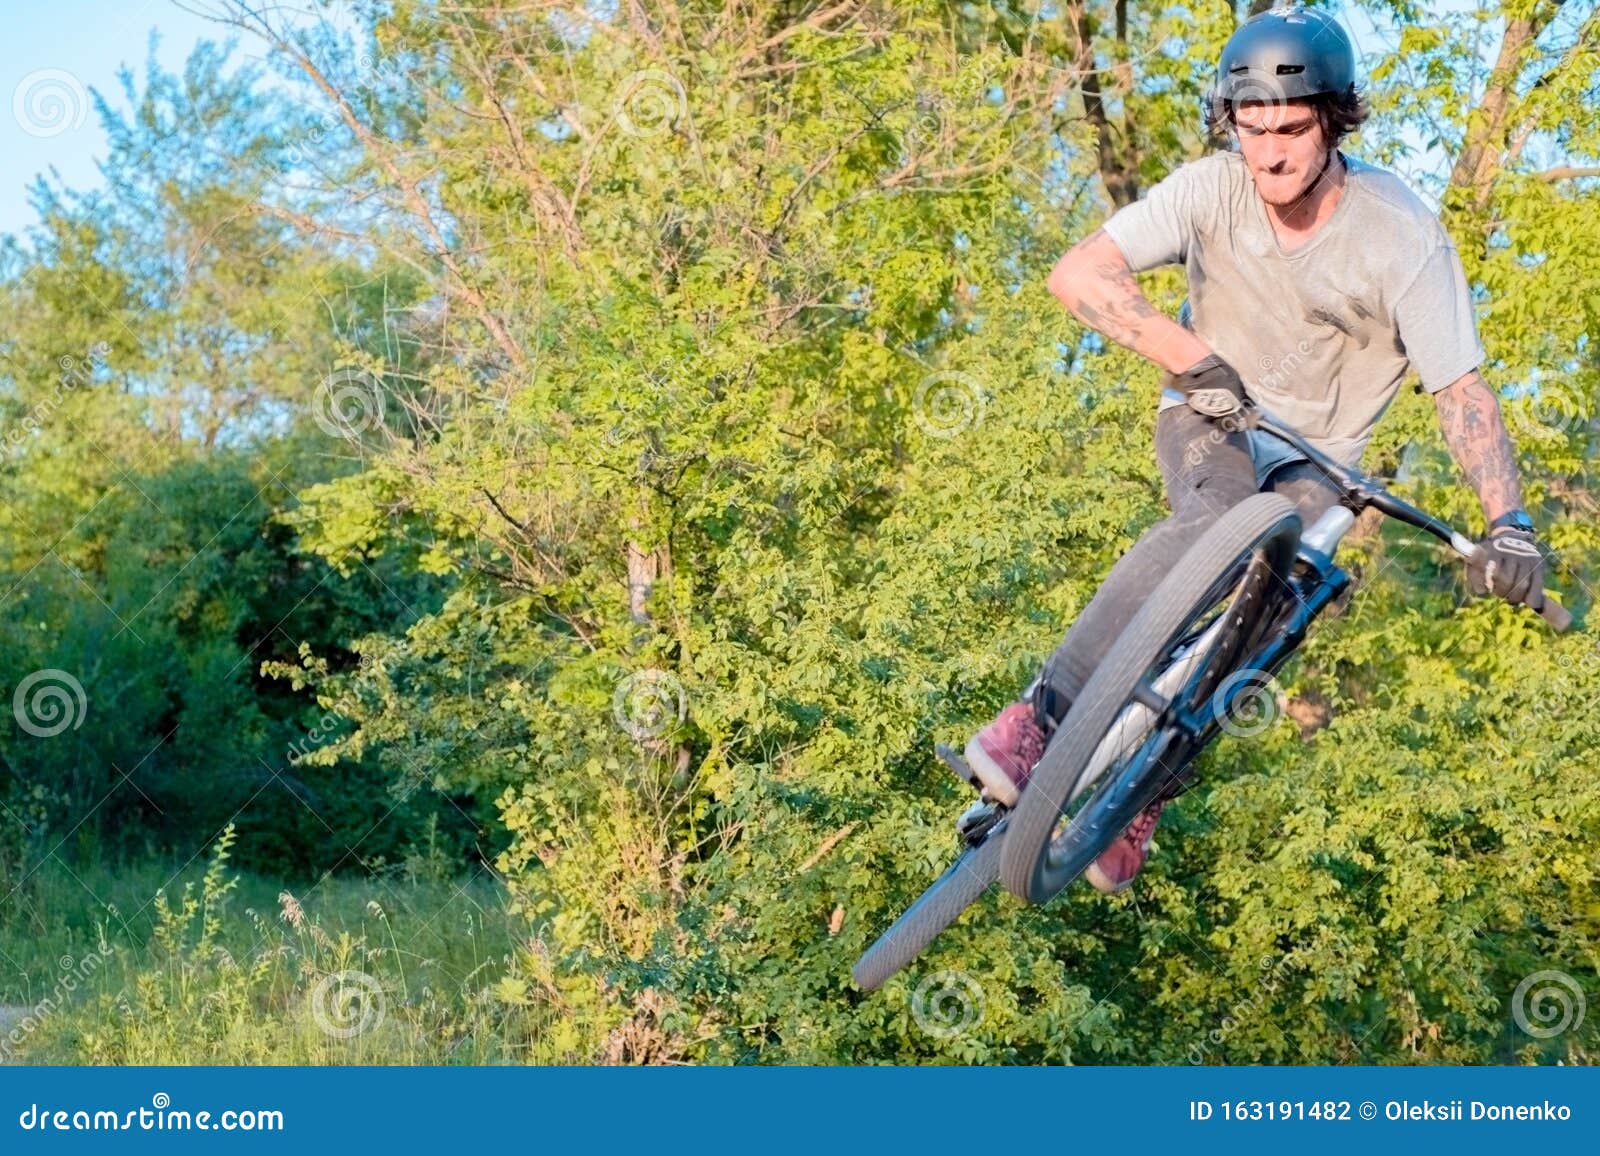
[{"left": 0, "top": 1, "right": 230, "bottom": 237}]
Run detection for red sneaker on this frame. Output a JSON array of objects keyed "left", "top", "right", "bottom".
[
  {"left": 1085, "top": 798, "right": 1168, "bottom": 894},
  {"left": 963, "top": 701, "right": 1045, "bottom": 807}
]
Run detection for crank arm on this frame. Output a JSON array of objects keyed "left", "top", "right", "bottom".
[{"left": 936, "top": 741, "right": 981, "bottom": 792}]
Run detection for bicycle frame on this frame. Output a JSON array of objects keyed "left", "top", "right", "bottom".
[{"left": 1062, "top": 406, "right": 1425, "bottom": 805}]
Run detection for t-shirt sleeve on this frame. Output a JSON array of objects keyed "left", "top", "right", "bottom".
[
  {"left": 1100, "top": 160, "right": 1210, "bottom": 272},
  {"left": 1394, "top": 240, "right": 1486, "bottom": 392}
]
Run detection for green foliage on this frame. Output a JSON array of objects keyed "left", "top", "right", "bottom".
[
  {"left": 0, "top": 0, "right": 1596, "bottom": 1063},
  {"left": 4, "top": 839, "right": 534, "bottom": 1065},
  {"left": 0, "top": 35, "right": 474, "bottom": 875}
]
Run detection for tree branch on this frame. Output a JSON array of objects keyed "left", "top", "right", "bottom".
[
  {"left": 195, "top": 1, "right": 529, "bottom": 370},
  {"left": 1446, "top": 0, "right": 1571, "bottom": 219},
  {"left": 1539, "top": 165, "right": 1600, "bottom": 181}
]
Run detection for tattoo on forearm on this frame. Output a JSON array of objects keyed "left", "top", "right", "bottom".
[
  {"left": 1434, "top": 372, "right": 1524, "bottom": 519},
  {"left": 1061, "top": 228, "right": 1161, "bottom": 348}
]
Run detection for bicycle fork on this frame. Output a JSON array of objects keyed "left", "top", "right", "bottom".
[{"left": 1069, "top": 518, "right": 1355, "bottom": 805}]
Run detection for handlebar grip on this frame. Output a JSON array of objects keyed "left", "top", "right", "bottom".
[
  {"left": 1460, "top": 543, "right": 1574, "bottom": 632},
  {"left": 1538, "top": 598, "right": 1573, "bottom": 633}
]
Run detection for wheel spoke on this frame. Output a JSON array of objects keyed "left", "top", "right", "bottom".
[{"left": 1046, "top": 725, "right": 1175, "bottom": 868}]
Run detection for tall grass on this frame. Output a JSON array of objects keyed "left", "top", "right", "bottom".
[{"left": 0, "top": 825, "right": 550, "bottom": 1063}]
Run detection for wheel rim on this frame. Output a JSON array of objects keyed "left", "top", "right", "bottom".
[{"left": 1033, "top": 536, "right": 1291, "bottom": 895}]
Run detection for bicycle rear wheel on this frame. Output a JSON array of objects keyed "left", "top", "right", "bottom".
[{"left": 1001, "top": 493, "right": 1303, "bottom": 904}]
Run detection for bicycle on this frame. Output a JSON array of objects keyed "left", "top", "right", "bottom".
[{"left": 852, "top": 406, "right": 1572, "bottom": 991}]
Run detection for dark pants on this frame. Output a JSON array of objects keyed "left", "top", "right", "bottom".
[{"left": 1030, "top": 405, "right": 1341, "bottom": 727}]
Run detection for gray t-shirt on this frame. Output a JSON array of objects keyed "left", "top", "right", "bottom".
[{"left": 1101, "top": 149, "right": 1485, "bottom": 483}]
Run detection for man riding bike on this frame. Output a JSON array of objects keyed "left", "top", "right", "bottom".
[{"left": 962, "top": 6, "right": 1550, "bottom": 893}]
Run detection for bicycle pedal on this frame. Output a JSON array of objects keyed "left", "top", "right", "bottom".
[{"left": 936, "top": 742, "right": 981, "bottom": 791}]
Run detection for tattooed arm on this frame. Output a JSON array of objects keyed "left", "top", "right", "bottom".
[
  {"left": 1046, "top": 228, "right": 1213, "bottom": 374},
  {"left": 1432, "top": 370, "right": 1524, "bottom": 523}
]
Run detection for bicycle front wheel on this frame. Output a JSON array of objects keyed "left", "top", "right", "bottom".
[{"left": 1001, "top": 493, "right": 1303, "bottom": 904}]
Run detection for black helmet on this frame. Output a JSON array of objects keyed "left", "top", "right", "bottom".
[{"left": 1212, "top": 5, "right": 1356, "bottom": 111}]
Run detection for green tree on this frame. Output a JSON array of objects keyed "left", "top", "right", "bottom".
[{"left": 5, "top": 0, "right": 1591, "bottom": 1063}]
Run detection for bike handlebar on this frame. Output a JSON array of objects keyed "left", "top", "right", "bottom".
[{"left": 1248, "top": 406, "right": 1573, "bottom": 634}]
